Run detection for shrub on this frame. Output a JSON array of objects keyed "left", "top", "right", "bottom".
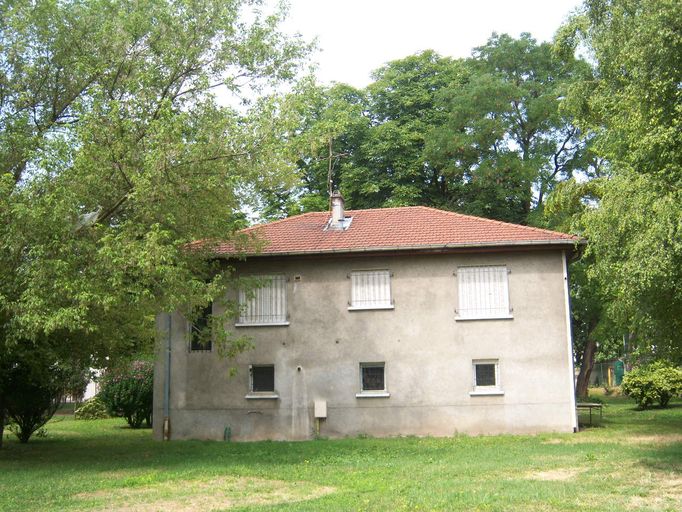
[
  {"left": 621, "top": 362, "right": 682, "bottom": 409},
  {"left": 75, "top": 396, "right": 109, "bottom": 420},
  {"left": 99, "top": 360, "right": 153, "bottom": 428},
  {"left": 5, "top": 360, "right": 67, "bottom": 443}
]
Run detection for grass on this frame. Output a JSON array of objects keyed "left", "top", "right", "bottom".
[{"left": 1, "top": 394, "right": 680, "bottom": 511}]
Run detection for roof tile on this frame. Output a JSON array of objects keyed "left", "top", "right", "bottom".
[{"left": 213, "top": 206, "right": 579, "bottom": 256}]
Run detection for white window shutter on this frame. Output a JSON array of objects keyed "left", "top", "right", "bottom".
[
  {"left": 458, "top": 266, "right": 509, "bottom": 319},
  {"left": 239, "top": 275, "right": 287, "bottom": 324},
  {"left": 351, "top": 270, "right": 391, "bottom": 308}
]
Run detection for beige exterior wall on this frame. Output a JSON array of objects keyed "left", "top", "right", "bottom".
[{"left": 154, "top": 249, "right": 576, "bottom": 441}]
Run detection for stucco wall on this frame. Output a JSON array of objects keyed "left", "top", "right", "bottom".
[{"left": 153, "top": 250, "right": 576, "bottom": 441}]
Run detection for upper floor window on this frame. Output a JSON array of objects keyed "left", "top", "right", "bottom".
[
  {"left": 349, "top": 270, "right": 393, "bottom": 310},
  {"left": 237, "top": 274, "right": 289, "bottom": 326},
  {"left": 190, "top": 304, "right": 213, "bottom": 352},
  {"left": 457, "top": 265, "right": 512, "bottom": 320}
]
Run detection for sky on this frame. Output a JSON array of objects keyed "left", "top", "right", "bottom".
[{"left": 281, "top": 0, "right": 583, "bottom": 88}]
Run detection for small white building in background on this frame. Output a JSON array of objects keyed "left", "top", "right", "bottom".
[
  {"left": 83, "top": 369, "right": 101, "bottom": 401},
  {"left": 154, "top": 197, "right": 581, "bottom": 441}
]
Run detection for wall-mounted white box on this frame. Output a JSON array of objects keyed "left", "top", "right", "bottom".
[{"left": 314, "top": 400, "right": 327, "bottom": 418}]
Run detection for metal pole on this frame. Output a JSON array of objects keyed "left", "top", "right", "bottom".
[{"left": 162, "top": 312, "right": 172, "bottom": 441}]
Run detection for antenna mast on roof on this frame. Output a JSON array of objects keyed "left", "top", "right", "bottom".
[
  {"left": 326, "top": 136, "right": 349, "bottom": 211},
  {"left": 327, "top": 137, "right": 333, "bottom": 207}
]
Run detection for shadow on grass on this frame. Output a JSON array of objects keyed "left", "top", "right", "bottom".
[{"left": 637, "top": 440, "right": 682, "bottom": 473}]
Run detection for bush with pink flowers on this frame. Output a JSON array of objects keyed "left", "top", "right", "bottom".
[{"left": 99, "top": 360, "right": 153, "bottom": 428}]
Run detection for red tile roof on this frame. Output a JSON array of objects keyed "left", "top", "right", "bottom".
[{"left": 210, "top": 206, "right": 580, "bottom": 257}]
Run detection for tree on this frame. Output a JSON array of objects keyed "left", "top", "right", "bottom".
[
  {"left": 557, "top": 0, "right": 682, "bottom": 359},
  {"left": 258, "top": 80, "right": 370, "bottom": 218},
  {"left": 3, "top": 337, "right": 89, "bottom": 443},
  {"left": 278, "top": 38, "right": 591, "bottom": 225},
  {"left": 352, "top": 51, "right": 464, "bottom": 208},
  {"left": 0, "top": 0, "right": 310, "bottom": 435},
  {"left": 543, "top": 178, "right": 623, "bottom": 398},
  {"left": 270, "top": 51, "right": 464, "bottom": 214},
  {"left": 427, "top": 33, "right": 592, "bottom": 223}
]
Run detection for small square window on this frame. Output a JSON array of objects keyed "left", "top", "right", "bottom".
[
  {"left": 471, "top": 360, "right": 503, "bottom": 396},
  {"left": 475, "top": 363, "right": 496, "bottom": 387},
  {"left": 250, "top": 365, "right": 275, "bottom": 393},
  {"left": 190, "top": 304, "right": 212, "bottom": 352},
  {"left": 360, "top": 363, "right": 386, "bottom": 392}
]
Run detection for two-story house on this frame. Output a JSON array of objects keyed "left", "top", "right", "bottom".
[{"left": 153, "top": 194, "right": 580, "bottom": 441}]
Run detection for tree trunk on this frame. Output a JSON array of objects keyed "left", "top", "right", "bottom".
[{"left": 576, "top": 336, "right": 597, "bottom": 399}]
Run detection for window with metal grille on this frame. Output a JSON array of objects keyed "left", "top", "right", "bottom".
[
  {"left": 472, "top": 360, "right": 500, "bottom": 391},
  {"left": 457, "top": 266, "right": 511, "bottom": 319},
  {"left": 238, "top": 275, "right": 287, "bottom": 325},
  {"left": 190, "top": 304, "right": 212, "bottom": 352},
  {"left": 360, "top": 363, "right": 385, "bottom": 392},
  {"left": 349, "top": 270, "right": 393, "bottom": 310},
  {"left": 250, "top": 365, "right": 275, "bottom": 392}
]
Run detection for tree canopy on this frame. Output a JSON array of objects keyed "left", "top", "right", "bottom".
[
  {"left": 428, "top": 33, "right": 593, "bottom": 223},
  {"left": 268, "top": 35, "right": 593, "bottom": 225},
  {"left": 0, "top": 0, "right": 310, "bottom": 437},
  {"left": 553, "top": 0, "right": 682, "bottom": 360}
]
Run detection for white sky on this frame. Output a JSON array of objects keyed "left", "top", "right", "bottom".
[{"left": 282, "top": 0, "right": 583, "bottom": 88}]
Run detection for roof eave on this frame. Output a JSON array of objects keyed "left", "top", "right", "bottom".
[{"left": 217, "top": 238, "right": 584, "bottom": 259}]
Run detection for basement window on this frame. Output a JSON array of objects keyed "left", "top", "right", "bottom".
[
  {"left": 189, "top": 304, "right": 212, "bottom": 352},
  {"left": 356, "top": 362, "right": 390, "bottom": 398},
  {"left": 470, "top": 360, "right": 504, "bottom": 396},
  {"left": 246, "top": 365, "right": 278, "bottom": 399},
  {"left": 348, "top": 270, "right": 394, "bottom": 310}
]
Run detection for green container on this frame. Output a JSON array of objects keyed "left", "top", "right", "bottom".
[{"left": 614, "top": 360, "right": 625, "bottom": 385}]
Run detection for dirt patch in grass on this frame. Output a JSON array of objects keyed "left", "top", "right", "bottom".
[
  {"left": 541, "top": 433, "right": 682, "bottom": 446},
  {"left": 525, "top": 468, "right": 583, "bottom": 481},
  {"left": 627, "top": 474, "right": 682, "bottom": 511},
  {"left": 74, "top": 476, "right": 335, "bottom": 511},
  {"left": 623, "top": 434, "right": 682, "bottom": 445}
]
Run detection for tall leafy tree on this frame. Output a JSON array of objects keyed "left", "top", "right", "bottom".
[
  {"left": 259, "top": 80, "right": 369, "bottom": 218},
  {"left": 556, "top": 0, "right": 682, "bottom": 359},
  {"left": 0, "top": 0, "right": 310, "bottom": 435},
  {"left": 543, "top": 178, "right": 622, "bottom": 397},
  {"left": 352, "top": 51, "right": 464, "bottom": 208},
  {"left": 427, "top": 33, "right": 593, "bottom": 223},
  {"left": 281, "top": 39, "right": 591, "bottom": 225},
  {"left": 271, "top": 51, "right": 464, "bottom": 214}
]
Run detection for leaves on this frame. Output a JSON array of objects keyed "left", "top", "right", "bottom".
[
  {"left": 0, "top": 1, "right": 309, "bottom": 366},
  {"left": 554, "top": 0, "right": 682, "bottom": 359}
]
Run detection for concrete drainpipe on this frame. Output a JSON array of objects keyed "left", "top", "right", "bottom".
[{"left": 162, "top": 312, "right": 172, "bottom": 441}]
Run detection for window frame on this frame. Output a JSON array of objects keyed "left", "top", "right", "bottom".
[
  {"left": 348, "top": 269, "right": 394, "bottom": 311},
  {"left": 356, "top": 362, "right": 390, "bottom": 398},
  {"left": 189, "top": 303, "right": 213, "bottom": 353},
  {"left": 470, "top": 359, "right": 504, "bottom": 396},
  {"left": 456, "top": 265, "right": 513, "bottom": 321},
  {"left": 245, "top": 364, "right": 278, "bottom": 400},
  {"left": 235, "top": 274, "right": 290, "bottom": 327}
]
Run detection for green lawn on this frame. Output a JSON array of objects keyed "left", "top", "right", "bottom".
[{"left": 1, "top": 396, "right": 680, "bottom": 511}]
